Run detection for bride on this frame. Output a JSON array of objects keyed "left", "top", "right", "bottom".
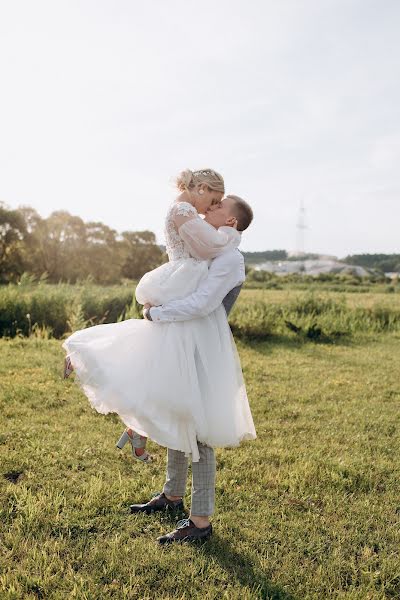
[{"left": 62, "top": 168, "right": 256, "bottom": 463}]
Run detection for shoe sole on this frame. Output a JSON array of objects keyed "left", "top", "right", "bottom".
[
  {"left": 130, "top": 504, "right": 184, "bottom": 515},
  {"left": 157, "top": 532, "right": 212, "bottom": 545}
]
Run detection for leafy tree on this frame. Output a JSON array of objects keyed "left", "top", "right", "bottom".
[
  {"left": 1, "top": 204, "right": 166, "bottom": 283},
  {"left": 120, "top": 230, "right": 165, "bottom": 280},
  {"left": 343, "top": 254, "right": 400, "bottom": 273},
  {"left": 0, "top": 203, "right": 27, "bottom": 282},
  {"left": 242, "top": 250, "right": 287, "bottom": 264},
  {"left": 84, "top": 222, "right": 121, "bottom": 284}
]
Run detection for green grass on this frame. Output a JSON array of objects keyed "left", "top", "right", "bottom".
[
  {"left": 1, "top": 283, "right": 400, "bottom": 340},
  {"left": 1, "top": 329, "right": 400, "bottom": 598},
  {"left": 240, "top": 288, "right": 400, "bottom": 309}
]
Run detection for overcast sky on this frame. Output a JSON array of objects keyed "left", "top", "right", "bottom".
[{"left": 0, "top": 0, "right": 399, "bottom": 257}]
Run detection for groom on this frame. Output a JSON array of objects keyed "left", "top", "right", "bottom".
[{"left": 130, "top": 194, "right": 254, "bottom": 544}]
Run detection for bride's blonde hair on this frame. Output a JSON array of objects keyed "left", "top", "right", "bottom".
[{"left": 176, "top": 168, "right": 225, "bottom": 194}]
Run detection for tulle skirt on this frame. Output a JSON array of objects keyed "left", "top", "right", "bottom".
[
  {"left": 62, "top": 305, "right": 256, "bottom": 462},
  {"left": 135, "top": 257, "right": 209, "bottom": 306}
]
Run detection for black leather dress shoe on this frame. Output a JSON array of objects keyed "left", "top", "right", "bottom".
[
  {"left": 130, "top": 492, "right": 184, "bottom": 514},
  {"left": 157, "top": 518, "right": 212, "bottom": 544}
]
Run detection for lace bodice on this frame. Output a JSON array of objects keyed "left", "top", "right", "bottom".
[
  {"left": 164, "top": 202, "right": 199, "bottom": 261},
  {"left": 164, "top": 200, "right": 241, "bottom": 262},
  {"left": 136, "top": 200, "right": 242, "bottom": 305}
]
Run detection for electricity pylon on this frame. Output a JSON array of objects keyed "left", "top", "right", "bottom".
[{"left": 296, "top": 200, "right": 307, "bottom": 256}]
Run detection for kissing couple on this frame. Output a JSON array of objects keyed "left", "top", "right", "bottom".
[{"left": 63, "top": 168, "right": 257, "bottom": 544}]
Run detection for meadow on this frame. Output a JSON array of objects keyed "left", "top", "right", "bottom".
[
  {"left": 1, "top": 282, "right": 400, "bottom": 598},
  {"left": 1, "top": 278, "right": 400, "bottom": 340}
]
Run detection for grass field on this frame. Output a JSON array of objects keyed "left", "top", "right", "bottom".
[
  {"left": 1, "top": 283, "right": 400, "bottom": 340},
  {"left": 240, "top": 288, "right": 400, "bottom": 310},
  {"left": 1, "top": 321, "right": 400, "bottom": 598}
]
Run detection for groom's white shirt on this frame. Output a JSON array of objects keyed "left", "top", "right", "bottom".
[{"left": 149, "top": 247, "right": 245, "bottom": 322}]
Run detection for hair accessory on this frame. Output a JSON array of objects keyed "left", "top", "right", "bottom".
[{"left": 193, "top": 170, "right": 213, "bottom": 178}]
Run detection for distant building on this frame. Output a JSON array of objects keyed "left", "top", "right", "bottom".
[
  {"left": 287, "top": 250, "right": 307, "bottom": 258},
  {"left": 254, "top": 259, "right": 371, "bottom": 277}
]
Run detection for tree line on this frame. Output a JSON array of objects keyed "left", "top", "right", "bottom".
[
  {"left": 0, "top": 203, "right": 165, "bottom": 284},
  {"left": 342, "top": 254, "right": 400, "bottom": 273},
  {"left": 241, "top": 250, "right": 288, "bottom": 263},
  {"left": 1, "top": 202, "right": 398, "bottom": 285}
]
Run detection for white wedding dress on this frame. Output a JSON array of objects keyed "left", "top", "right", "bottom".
[{"left": 63, "top": 201, "right": 256, "bottom": 461}]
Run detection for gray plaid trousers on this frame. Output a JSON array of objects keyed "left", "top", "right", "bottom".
[{"left": 162, "top": 442, "right": 216, "bottom": 516}]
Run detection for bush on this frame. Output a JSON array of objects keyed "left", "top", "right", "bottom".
[
  {"left": 1, "top": 284, "right": 400, "bottom": 341},
  {"left": 229, "top": 302, "right": 279, "bottom": 339},
  {"left": 0, "top": 283, "right": 134, "bottom": 338}
]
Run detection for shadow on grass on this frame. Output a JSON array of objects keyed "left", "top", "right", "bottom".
[
  {"left": 236, "top": 332, "right": 356, "bottom": 355},
  {"left": 150, "top": 502, "right": 294, "bottom": 597},
  {"left": 200, "top": 532, "right": 296, "bottom": 599}
]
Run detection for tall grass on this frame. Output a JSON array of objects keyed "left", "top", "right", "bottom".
[
  {"left": 229, "top": 292, "right": 400, "bottom": 340},
  {"left": 1, "top": 282, "right": 400, "bottom": 341},
  {"left": 0, "top": 282, "right": 133, "bottom": 338}
]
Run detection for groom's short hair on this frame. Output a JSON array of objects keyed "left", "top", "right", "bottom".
[{"left": 226, "top": 195, "right": 254, "bottom": 232}]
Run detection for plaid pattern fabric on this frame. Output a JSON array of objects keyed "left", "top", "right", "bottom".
[{"left": 163, "top": 442, "right": 216, "bottom": 516}]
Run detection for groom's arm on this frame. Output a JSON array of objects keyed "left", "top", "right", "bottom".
[{"left": 148, "top": 249, "right": 245, "bottom": 323}]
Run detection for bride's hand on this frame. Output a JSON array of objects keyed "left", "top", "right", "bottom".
[
  {"left": 143, "top": 303, "right": 155, "bottom": 320},
  {"left": 225, "top": 216, "right": 238, "bottom": 229}
]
